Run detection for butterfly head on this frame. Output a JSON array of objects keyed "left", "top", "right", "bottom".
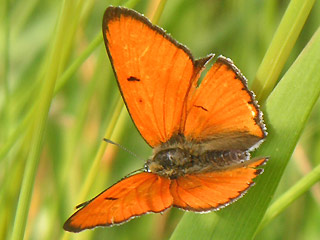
[{"left": 146, "top": 147, "right": 192, "bottom": 179}]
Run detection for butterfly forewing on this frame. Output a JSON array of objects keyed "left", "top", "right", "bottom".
[
  {"left": 103, "top": 7, "right": 201, "bottom": 147},
  {"left": 184, "top": 57, "right": 266, "bottom": 150}
]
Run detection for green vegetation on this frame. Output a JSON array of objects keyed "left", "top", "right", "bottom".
[{"left": 1, "top": 0, "right": 319, "bottom": 239}]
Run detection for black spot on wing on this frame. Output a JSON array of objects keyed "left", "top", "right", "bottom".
[
  {"left": 127, "top": 76, "right": 140, "bottom": 81},
  {"left": 194, "top": 105, "right": 208, "bottom": 112},
  {"left": 105, "top": 197, "right": 118, "bottom": 200}
]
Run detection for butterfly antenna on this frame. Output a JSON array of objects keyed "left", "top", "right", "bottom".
[{"left": 103, "top": 138, "right": 145, "bottom": 162}]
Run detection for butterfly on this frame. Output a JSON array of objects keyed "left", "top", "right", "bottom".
[{"left": 63, "top": 6, "right": 267, "bottom": 232}]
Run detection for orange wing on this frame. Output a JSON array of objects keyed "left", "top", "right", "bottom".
[
  {"left": 63, "top": 172, "right": 172, "bottom": 232},
  {"left": 184, "top": 56, "right": 266, "bottom": 150},
  {"left": 170, "top": 158, "right": 267, "bottom": 211},
  {"left": 102, "top": 7, "right": 210, "bottom": 147}
]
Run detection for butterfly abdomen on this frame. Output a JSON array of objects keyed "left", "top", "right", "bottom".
[{"left": 200, "top": 150, "right": 250, "bottom": 169}]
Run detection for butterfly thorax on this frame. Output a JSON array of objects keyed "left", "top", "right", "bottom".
[{"left": 146, "top": 135, "right": 250, "bottom": 179}]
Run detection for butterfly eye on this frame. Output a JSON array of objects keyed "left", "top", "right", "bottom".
[
  {"left": 153, "top": 149, "right": 175, "bottom": 168},
  {"left": 152, "top": 148, "right": 191, "bottom": 169}
]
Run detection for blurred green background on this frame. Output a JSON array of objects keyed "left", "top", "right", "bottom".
[{"left": 1, "top": 0, "right": 320, "bottom": 239}]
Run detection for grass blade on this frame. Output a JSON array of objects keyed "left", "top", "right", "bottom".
[
  {"left": 170, "top": 25, "right": 320, "bottom": 240},
  {"left": 252, "top": 0, "right": 316, "bottom": 101}
]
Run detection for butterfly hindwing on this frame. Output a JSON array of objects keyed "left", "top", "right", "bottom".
[
  {"left": 170, "top": 158, "right": 267, "bottom": 211},
  {"left": 63, "top": 172, "right": 172, "bottom": 232}
]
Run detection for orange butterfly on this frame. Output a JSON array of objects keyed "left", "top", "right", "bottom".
[{"left": 63, "top": 6, "right": 267, "bottom": 232}]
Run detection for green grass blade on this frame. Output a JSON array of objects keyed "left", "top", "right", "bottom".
[
  {"left": 252, "top": 0, "right": 316, "bottom": 102},
  {"left": 257, "top": 162, "right": 320, "bottom": 232},
  {"left": 0, "top": 33, "right": 102, "bottom": 161},
  {"left": 170, "top": 26, "right": 320, "bottom": 240},
  {"left": 55, "top": 33, "right": 103, "bottom": 93},
  {"left": 1, "top": 0, "right": 10, "bottom": 141},
  {"left": 10, "top": 1, "right": 78, "bottom": 239}
]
